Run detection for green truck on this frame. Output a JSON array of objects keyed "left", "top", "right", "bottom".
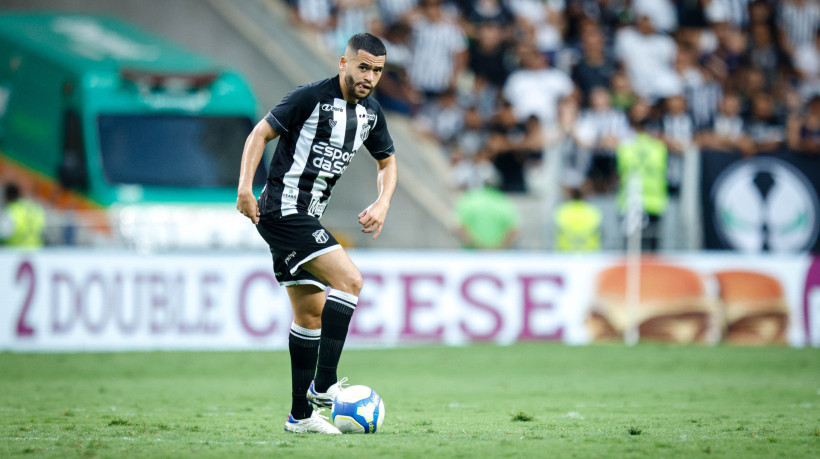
[{"left": 0, "top": 13, "right": 266, "bottom": 247}]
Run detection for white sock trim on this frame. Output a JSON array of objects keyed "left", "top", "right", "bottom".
[
  {"left": 327, "top": 288, "right": 358, "bottom": 309},
  {"left": 290, "top": 322, "right": 321, "bottom": 340}
]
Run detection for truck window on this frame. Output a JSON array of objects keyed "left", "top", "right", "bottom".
[{"left": 97, "top": 115, "right": 265, "bottom": 187}]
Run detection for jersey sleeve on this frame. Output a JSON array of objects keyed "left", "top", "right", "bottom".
[
  {"left": 364, "top": 102, "right": 395, "bottom": 160},
  {"left": 264, "top": 84, "right": 317, "bottom": 134}
]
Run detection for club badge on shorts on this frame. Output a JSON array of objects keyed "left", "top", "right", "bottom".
[{"left": 312, "top": 229, "right": 329, "bottom": 244}]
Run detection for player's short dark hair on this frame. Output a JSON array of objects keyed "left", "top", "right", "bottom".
[{"left": 347, "top": 33, "right": 386, "bottom": 57}]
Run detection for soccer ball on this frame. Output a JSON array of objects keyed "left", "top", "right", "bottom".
[{"left": 331, "top": 385, "right": 385, "bottom": 434}]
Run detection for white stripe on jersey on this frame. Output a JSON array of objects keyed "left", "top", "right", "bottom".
[
  {"left": 330, "top": 98, "right": 347, "bottom": 147},
  {"left": 282, "top": 103, "right": 320, "bottom": 216},
  {"left": 352, "top": 104, "right": 369, "bottom": 152},
  {"left": 307, "top": 98, "right": 348, "bottom": 216}
]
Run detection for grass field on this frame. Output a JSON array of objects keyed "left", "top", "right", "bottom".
[{"left": 1, "top": 343, "right": 818, "bottom": 458}]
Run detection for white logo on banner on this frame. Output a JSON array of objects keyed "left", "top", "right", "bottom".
[{"left": 712, "top": 157, "right": 819, "bottom": 252}]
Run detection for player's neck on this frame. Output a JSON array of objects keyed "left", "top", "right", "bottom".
[{"left": 338, "top": 74, "right": 360, "bottom": 104}]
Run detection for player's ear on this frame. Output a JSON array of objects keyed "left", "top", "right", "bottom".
[{"left": 339, "top": 56, "right": 346, "bottom": 72}]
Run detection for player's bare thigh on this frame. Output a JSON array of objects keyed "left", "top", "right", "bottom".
[
  {"left": 287, "top": 284, "right": 325, "bottom": 329},
  {"left": 301, "top": 248, "right": 363, "bottom": 296}
]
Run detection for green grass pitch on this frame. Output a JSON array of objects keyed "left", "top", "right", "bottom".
[{"left": 1, "top": 343, "right": 818, "bottom": 458}]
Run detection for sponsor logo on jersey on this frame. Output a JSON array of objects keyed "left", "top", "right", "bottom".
[
  {"left": 358, "top": 112, "right": 377, "bottom": 121},
  {"left": 311, "top": 141, "right": 356, "bottom": 175},
  {"left": 312, "top": 229, "right": 329, "bottom": 244},
  {"left": 283, "top": 251, "right": 297, "bottom": 265},
  {"left": 321, "top": 104, "right": 344, "bottom": 113},
  {"left": 283, "top": 187, "right": 299, "bottom": 200}
]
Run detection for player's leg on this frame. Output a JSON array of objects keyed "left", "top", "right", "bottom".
[
  {"left": 286, "top": 284, "right": 324, "bottom": 420},
  {"left": 300, "top": 249, "right": 362, "bottom": 400},
  {"left": 283, "top": 283, "right": 341, "bottom": 434}
]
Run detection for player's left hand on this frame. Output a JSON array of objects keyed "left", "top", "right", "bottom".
[{"left": 358, "top": 201, "right": 389, "bottom": 240}]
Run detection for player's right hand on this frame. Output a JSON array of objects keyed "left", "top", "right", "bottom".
[{"left": 236, "top": 190, "right": 260, "bottom": 224}]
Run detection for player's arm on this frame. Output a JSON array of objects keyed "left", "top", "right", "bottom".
[
  {"left": 358, "top": 154, "right": 397, "bottom": 240},
  {"left": 237, "top": 120, "right": 278, "bottom": 224}
]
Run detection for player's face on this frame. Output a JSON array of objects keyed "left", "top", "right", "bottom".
[{"left": 340, "top": 50, "right": 385, "bottom": 101}]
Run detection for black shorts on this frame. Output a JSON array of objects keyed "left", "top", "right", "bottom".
[{"left": 255, "top": 213, "right": 341, "bottom": 288}]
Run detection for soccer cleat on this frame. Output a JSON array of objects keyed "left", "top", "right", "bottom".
[
  {"left": 284, "top": 410, "right": 341, "bottom": 434},
  {"left": 307, "top": 377, "right": 348, "bottom": 408}
]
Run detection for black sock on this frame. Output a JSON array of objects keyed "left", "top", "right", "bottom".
[
  {"left": 315, "top": 289, "right": 357, "bottom": 392},
  {"left": 289, "top": 322, "right": 320, "bottom": 420}
]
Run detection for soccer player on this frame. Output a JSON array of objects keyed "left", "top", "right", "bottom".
[{"left": 235, "top": 33, "right": 397, "bottom": 434}]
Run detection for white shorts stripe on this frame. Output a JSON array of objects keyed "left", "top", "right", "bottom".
[
  {"left": 280, "top": 279, "right": 327, "bottom": 290},
  {"left": 289, "top": 244, "right": 343, "bottom": 275}
]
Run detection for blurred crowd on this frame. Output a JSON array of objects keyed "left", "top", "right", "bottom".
[
  {"left": 285, "top": 0, "right": 820, "bottom": 250},
  {"left": 286, "top": 0, "right": 820, "bottom": 190}
]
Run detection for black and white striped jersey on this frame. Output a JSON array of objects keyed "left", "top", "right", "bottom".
[{"left": 259, "top": 75, "right": 395, "bottom": 219}]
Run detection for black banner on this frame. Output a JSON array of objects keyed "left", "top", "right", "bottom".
[{"left": 701, "top": 150, "right": 820, "bottom": 253}]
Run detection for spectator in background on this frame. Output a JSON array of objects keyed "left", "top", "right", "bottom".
[
  {"left": 738, "top": 67, "right": 767, "bottom": 112},
  {"left": 576, "top": 86, "right": 630, "bottom": 194},
  {"left": 331, "top": 0, "right": 378, "bottom": 53},
  {"left": 463, "top": 0, "right": 515, "bottom": 39},
  {"left": 705, "top": 0, "right": 751, "bottom": 28},
  {"left": 468, "top": 21, "right": 514, "bottom": 89},
  {"left": 743, "top": 22, "right": 790, "bottom": 87},
  {"left": 377, "top": 0, "right": 417, "bottom": 25},
  {"left": 546, "top": 96, "right": 591, "bottom": 192},
  {"left": 415, "top": 88, "right": 465, "bottom": 145},
  {"left": 571, "top": 24, "right": 617, "bottom": 103},
  {"left": 616, "top": 105, "right": 669, "bottom": 251},
  {"left": 614, "top": 13, "right": 681, "bottom": 101},
  {"left": 662, "top": 94, "right": 695, "bottom": 154},
  {"left": 702, "top": 91, "right": 755, "bottom": 154},
  {"left": 485, "top": 105, "right": 544, "bottom": 193},
  {"left": 787, "top": 95, "right": 820, "bottom": 154},
  {"left": 292, "top": 0, "right": 335, "bottom": 32},
  {"left": 0, "top": 183, "right": 45, "bottom": 248},
  {"left": 564, "top": 0, "right": 626, "bottom": 45},
  {"left": 371, "top": 18, "right": 421, "bottom": 115},
  {"left": 631, "top": 0, "right": 677, "bottom": 34},
  {"left": 503, "top": 44, "right": 574, "bottom": 128},
  {"left": 554, "top": 187, "right": 602, "bottom": 251},
  {"left": 777, "top": 0, "right": 820, "bottom": 55},
  {"left": 684, "top": 62, "right": 724, "bottom": 131},
  {"left": 406, "top": 0, "right": 468, "bottom": 102},
  {"left": 793, "top": 32, "right": 820, "bottom": 97},
  {"left": 609, "top": 69, "right": 638, "bottom": 111},
  {"left": 508, "top": 0, "right": 566, "bottom": 57},
  {"left": 746, "top": 93, "right": 786, "bottom": 153},
  {"left": 454, "top": 181, "right": 520, "bottom": 249}
]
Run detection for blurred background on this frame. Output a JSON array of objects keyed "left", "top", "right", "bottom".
[{"left": 0, "top": 0, "right": 819, "bottom": 351}]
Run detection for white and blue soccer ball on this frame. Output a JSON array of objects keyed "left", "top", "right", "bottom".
[{"left": 331, "top": 385, "right": 385, "bottom": 434}]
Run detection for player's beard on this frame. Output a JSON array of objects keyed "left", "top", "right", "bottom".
[{"left": 345, "top": 73, "right": 372, "bottom": 100}]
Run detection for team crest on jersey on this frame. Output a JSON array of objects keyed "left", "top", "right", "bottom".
[
  {"left": 312, "top": 229, "right": 329, "bottom": 244},
  {"left": 329, "top": 119, "right": 337, "bottom": 128},
  {"left": 360, "top": 122, "right": 371, "bottom": 141}
]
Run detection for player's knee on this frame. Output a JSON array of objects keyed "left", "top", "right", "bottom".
[
  {"left": 331, "top": 269, "right": 363, "bottom": 296},
  {"left": 295, "top": 310, "right": 322, "bottom": 330}
]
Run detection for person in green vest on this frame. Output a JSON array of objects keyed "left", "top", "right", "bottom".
[
  {"left": 455, "top": 183, "right": 520, "bottom": 249},
  {"left": 616, "top": 109, "right": 668, "bottom": 251},
  {"left": 0, "top": 183, "right": 46, "bottom": 248},
  {"left": 554, "top": 187, "right": 602, "bottom": 251}
]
